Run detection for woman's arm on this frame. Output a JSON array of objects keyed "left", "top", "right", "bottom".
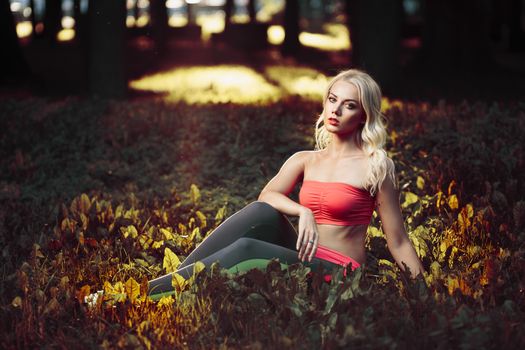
[
  {"left": 258, "top": 151, "right": 319, "bottom": 262},
  {"left": 376, "top": 175, "right": 426, "bottom": 279}
]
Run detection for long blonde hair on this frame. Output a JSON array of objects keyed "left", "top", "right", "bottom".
[{"left": 314, "top": 69, "right": 396, "bottom": 196}]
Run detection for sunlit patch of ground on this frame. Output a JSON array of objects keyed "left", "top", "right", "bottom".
[
  {"left": 299, "top": 23, "right": 351, "bottom": 51},
  {"left": 264, "top": 66, "right": 328, "bottom": 101},
  {"left": 129, "top": 65, "right": 282, "bottom": 104},
  {"left": 129, "top": 64, "right": 405, "bottom": 106}
]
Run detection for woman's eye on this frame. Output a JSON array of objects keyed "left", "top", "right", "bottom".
[
  {"left": 346, "top": 104, "right": 355, "bottom": 109},
  {"left": 328, "top": 97, "right": 336, "bottom": 103}
]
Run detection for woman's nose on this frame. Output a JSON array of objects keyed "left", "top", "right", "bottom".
[{"left": 332, "top": 105, "right": 341, "bottom": 115}]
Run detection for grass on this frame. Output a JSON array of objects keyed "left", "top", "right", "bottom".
[{"left": 0, "top": 93, "right": 524, "bottom": 349}]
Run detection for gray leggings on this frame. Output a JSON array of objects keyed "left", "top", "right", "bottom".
[{"left": 148, "top": 201, "right": 341, "bottom": 296}]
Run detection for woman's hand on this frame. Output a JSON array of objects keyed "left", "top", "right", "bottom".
[{"left": 297, "top": 207, "right": 319, "bottom": 262}]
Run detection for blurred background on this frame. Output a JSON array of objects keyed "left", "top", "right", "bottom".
[{"left": 1, "top": 0, "right": 525, "bottom": 101}]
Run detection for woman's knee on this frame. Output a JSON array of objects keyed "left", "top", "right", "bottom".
[{"left": 242, "top": 200, "right": 282, "bottom": 219}]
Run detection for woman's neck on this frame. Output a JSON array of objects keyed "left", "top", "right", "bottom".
[{"left": 326, "top": 132, "right": 363, "bottom": 157}]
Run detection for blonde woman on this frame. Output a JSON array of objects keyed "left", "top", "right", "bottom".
[{"left": 147, "top": 69, "right": 425, "bottom": 299}]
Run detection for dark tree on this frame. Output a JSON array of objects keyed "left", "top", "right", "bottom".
[
  {"left": 282, "top": 0, "right": 300, "bottom": 56},
  {"left": 224, "top": 0, "right": 234, "bottom": 30},
  {"left": 0, "top": 0, "right": 32, "bottom": 83},
  {"left": 248, "top": 0, "right": 257, "bottom": 22},
  {"left": 29, "top": 0, "right": 41, "bottom": 39},
  {"left": 345, "top": 0, "right": 403, "bottom": 93},
  {"left": 43, "top": 0, "right": 62, "bottom": 45},
  {"left": 420, "top": 0, "right": 492, "bottom": 71},
  {"left": 508, "top": 0, "right": 525, "bottom": 51},
  {"left": 149, "top": 0, "right": 169, "bottom": 54},
  {"left": 74, "top": 0, "right": 89, "bottom": 45},
  {"left": 88, "top": 0, "right": 127, "bottom": 97}
]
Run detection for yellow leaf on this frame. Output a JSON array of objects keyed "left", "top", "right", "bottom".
[
  {"left": 195, "top": 210, "right": 207, "bottom": 228},
  {"left": 436, "top": 191, "right": 444, "bottom": 209},
  {"left": 448, "top": 180, "right": 456, "bottom": 196},
  {"left": 430, "top": 261, "right": 442, "bottom": 279},
  {"left": 163, "top": 247, "right": 181, "bottom": 273},
  {"left": 447, "top": 276, "right": 459, "bottom": 295},
  {"left": 80, "top": 213, "right": 89, "bottom": 231},
  {"left": 125, "top": 277, "right": 140, "bottom": 302},
  {"left": 104, "top": 281, "right": 126, "bottom": 303},
  {"left": 367, "top": 226, "right": 383, "bottom": 238},
  {"left": 160, "top": 228, "right": 174, "bottom": 241},
  {"left": 448, "top": 194, "right": 459, "bottom": 210},
  {"left": 402, "top": 192, "right": 419, "bottom": 207},
  {"left": 466, "top": 203, "right": 474, "bottom": 218},
  {"left": 80, "top": 193, "right": 91, "bottom": 213},
  {"left": 60, "top": 276, "right": 69, "bottom": 289},
  {"left": 190, "top": 184, "right": 201, "bottom": 204},
  {"left": 11, "top": 296, "right": 22, "bottom": 308},
  {"left": 172, "top": 273, "right": 186, "bottom": 290},
  {"left": 152, "top": 240, "right": 164, "bottom": 249},
  {"left": 193, "top": 261, "right": 206, "bottom": 275},
  {"left": 378, "top": 259, "right": 395, "bottom": 267},
  {"left": 61, "top": 218, "right": 70, "bottom": 232},
  {"left": 138, "top": 234, "right": 153, "bottom": 249},
  {"left": 390, "top": 130, "right": 398, "bottom": 145},
  {"left": 178, "top": 223, "right": 187, "bottom": 235},
  {"left": 189, "top": 227, "right": 200, "bottom": 242},
  {"left": 157, "top": 295, "right": 174, "bottom": 307},
  {"left": 215, "top": 205, "right": 227, "bottom": 223},
  {"left": 115, "top": 204, "right": 124, "bottom": 218},
  {"left": 440, "top": 241, "right": 449, "bottom": 254},
  {"left": 128, "top": 225, "right": 139, "bottom": 239},
  {"left": 416, "top": 176, "right": 425, "bottom": 190}
]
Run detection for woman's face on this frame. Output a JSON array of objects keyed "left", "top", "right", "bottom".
[{"left": 323, "top": 80, "right": 366, "bottom": 137}]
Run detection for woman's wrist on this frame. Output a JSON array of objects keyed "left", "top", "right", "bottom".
[{"left": 298, "top": 206, "right": 312, "bottom": 217}]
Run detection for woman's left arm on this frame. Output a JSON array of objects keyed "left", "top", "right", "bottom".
[{"left": 376, "top": 176, "right": 425, "bottom": 279}]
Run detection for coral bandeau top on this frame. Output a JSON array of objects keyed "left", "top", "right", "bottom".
[{"left": 298, "top": 180, "right": 376, "bottom": 226}]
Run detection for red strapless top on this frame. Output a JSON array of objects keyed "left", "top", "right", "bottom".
[{"left": 298, "top": 180, "right": 375, "bottom": 226}]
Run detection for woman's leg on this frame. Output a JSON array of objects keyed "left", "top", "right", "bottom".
[
  {"left": 148, "top": 237, "right": 341, "bottom": 297},
  {"left": 178, "top": 201, "right": 298, "bottom": 269}
]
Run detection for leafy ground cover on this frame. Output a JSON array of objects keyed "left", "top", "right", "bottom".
[{"left": 0, "top": 94, "right": 524, "bottom": 349}]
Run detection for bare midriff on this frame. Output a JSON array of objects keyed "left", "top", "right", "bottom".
[{"left": 317, "top": 223, "right": 368, "bottom": 265}]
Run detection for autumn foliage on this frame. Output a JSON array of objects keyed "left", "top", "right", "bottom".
[{"left": 0, "top": 96, "right": 524, "bottom": 348}]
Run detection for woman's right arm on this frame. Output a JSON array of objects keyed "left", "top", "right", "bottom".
[
  {"left": 258, "top": 151, "right": 309, "bottom": 215},
  {"left": 258, "top": 151, "right": 319, "bottom": 261}
]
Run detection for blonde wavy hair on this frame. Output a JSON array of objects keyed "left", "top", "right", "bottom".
[{"left": 314, "top": 69, "right": 397, "bottom": 196}]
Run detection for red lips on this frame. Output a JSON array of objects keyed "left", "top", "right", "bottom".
[{"left": 328, "top": 118, "right": 339, "bottom": 126}]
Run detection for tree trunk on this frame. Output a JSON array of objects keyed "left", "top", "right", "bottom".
[
  {"left": 420, "top": 0, "right": 492, "bottom": 71},
  {"left": 74, "top": 0, "right": 88, "bottom": 45},
  {"left": 43, "top": 0, "right": 62, "bottom": 46},
  {"left": 150, "top": 0, "right": 169, "bottom": 54},
  {"left": 224, "top": 0, "right": 234, "bottom": 30},
  {"left": 282, "top": 0, "right": 300, "bottom": 56},
  {"left": 88, "top": 0, "right": 127, "bottom": 98},
  {"left": 248, "top": 0, "right": 256, "bottom": 23},
  {"left": 0, "top": 0, "right": 32, "bottom": 83},
  {"left": 346, "top": 0, "right": 402, "bottom": 93}
]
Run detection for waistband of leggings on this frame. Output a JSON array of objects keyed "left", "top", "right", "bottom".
[{"left": 314, "top": 244, "right": 361, "bottom": 270}]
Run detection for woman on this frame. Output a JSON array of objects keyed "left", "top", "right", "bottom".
[{"left": 147, "top": 69, "right": 425, "bottom": 299}]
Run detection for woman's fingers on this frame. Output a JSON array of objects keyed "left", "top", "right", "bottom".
[
  {"left": 307, "top": 237, "right": 318, "bottom": 262},
  {"left": 298, "top": 231, "right": 317, "bottom": 262}
]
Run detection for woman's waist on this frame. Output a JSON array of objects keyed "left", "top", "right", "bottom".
[{"left": 316, "top": 228, "right": 367, "bottom": 265}]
